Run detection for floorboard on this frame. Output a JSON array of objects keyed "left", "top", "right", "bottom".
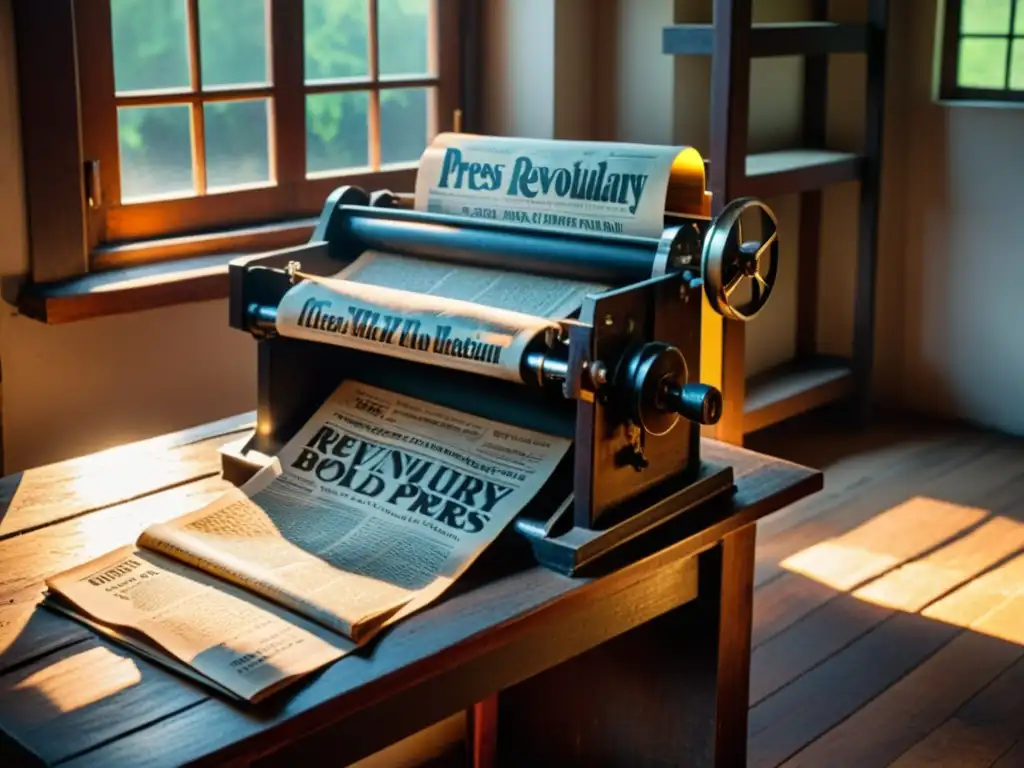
[
  {"left": 992, "top": 739, "right": 1024, "bottom": 766},
  {"left": 746, "top": 412, "right": 1024, "bottom": 768},
  {"left": 890, "top": 655, "right": 1024, "bottom": 766}
]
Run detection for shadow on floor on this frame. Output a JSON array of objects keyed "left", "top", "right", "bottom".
[{"left": 742, "top": 407, "right": 1024, "bottom": 768}]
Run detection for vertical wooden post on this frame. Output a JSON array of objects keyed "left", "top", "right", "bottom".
[
  {"left": 796, "top": 0, "right": 829, "bottom": 359},
  {"left": 708, "top": 0, "right": 753, "bottom": 445},
  {"left": 852, "top": 0, "right": 889, "bottom": 422}
]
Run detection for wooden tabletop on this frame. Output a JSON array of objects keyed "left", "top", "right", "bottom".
[{"left": 0, "top": 414, "right": 821, "bottom": 767}]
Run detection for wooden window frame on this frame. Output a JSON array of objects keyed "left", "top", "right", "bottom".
[
  {"left": 13, "top": 0, "right": 472, "bottom": 289},
  {"left": 937, "top": 0, "right": 1024, "bottom": 103}
]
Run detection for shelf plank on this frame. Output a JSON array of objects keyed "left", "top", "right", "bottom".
[
  {"left": 740, "top": 149, "right": 863, "bottom": 197},
  {"left": 744, "top": 355, "right": 853, "bottom": 434},
  {"left": 663, "top": 22, "right": 868, "bottom": 58}
]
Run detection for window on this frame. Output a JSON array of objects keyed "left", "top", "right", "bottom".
[
  {"left": 73, "top": 0, "right": 461, "bottom": 264},
  {"left": 938, "top": 0, "right": 1024, "bottom": 102}
]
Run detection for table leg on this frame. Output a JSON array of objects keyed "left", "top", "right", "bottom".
[
  {"left": 467, "top": 695, "right": 498, "bottom": 768},
  {"left": 471, "top": 525, "right": 757, "bottom": 767},
  {"left": 715, "top": 523, "right": 757, "bottom": 767}
]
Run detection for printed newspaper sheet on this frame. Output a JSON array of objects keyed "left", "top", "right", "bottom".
[
  {"left": 414, "top": 132, "right": 685, "bottom": 237},
  {"left": 273, "top": 134, "right": 687, "bottom": 377},
  {"left": 45, "top": 546, "right": 352, "bottom": 703},
  {"left": 273, "top": 273, "right": 560, "bottom": 381},
  {"left": 44, "top": 379, "right": 571, "bottom": 702}
]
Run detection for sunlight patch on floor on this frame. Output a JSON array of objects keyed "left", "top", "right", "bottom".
[
  {"left": 853, "top": 516, "right": 1024, "bottom": 613},
  {"left": 922, "top": 553, "right": 1024, "bottom": 645},
  {"left": 779, "top": 497, "right": 988, "bottom": 592},
  {"left": 779, "top": 496, "right": 1024, "bottom": 646}
]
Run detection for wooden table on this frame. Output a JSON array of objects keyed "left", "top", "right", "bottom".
[{"left": 0, "top": 414, "right": 820, "bottom": 767}]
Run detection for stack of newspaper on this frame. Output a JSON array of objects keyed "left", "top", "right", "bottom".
[
  {"left": 45, "top": 133, "right": 694, "bottom": 703},
  {"left": 45, "top": 380, "right": 571, "bottom": 702}
]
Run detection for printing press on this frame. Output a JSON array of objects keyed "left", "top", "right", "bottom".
[{"left": 223, "top": 173, "right": 779, "bottom": 576}]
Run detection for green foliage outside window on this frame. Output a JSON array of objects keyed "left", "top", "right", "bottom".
[
  {"left": 110, "top": 0, "right": 431, "bottom": 200},
  {"left": 955, "top": 0, "right": 1024, "bottom": 90}
]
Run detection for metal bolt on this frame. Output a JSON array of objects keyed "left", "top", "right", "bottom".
[
  {"left": 603, "top": 314, "right": 614, "bottom": 327},
  {"left": 590, "top": 361, "right": 608, "bottom": 387}
]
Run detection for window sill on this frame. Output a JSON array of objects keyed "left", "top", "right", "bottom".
[
  {"left": 934, "top": 97, "right": 1024, "bottom": 110},
  {"left": 15, "top": 216, "right": 324, "bottom": 324},
  {"left": 91, "top": 217, "right": 317, "bottom": 271},
  {"left": 16, "top": 252, "right": 242, "bottom": 324},
  {"left": 15, "top": 189, "right": 411, "bottom": 323}
]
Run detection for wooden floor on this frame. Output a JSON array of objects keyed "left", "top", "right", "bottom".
[{"left": 743, "top": 411, "right": 1024, "bottom": 768}]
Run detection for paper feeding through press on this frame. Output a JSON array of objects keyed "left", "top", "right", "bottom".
[{"left": 223, "top": 134, "right": 780, "bottom": 575}]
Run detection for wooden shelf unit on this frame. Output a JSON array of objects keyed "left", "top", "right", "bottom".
[
  {"left": 744, "top": 354, "right": 854, "bottom": 434},
  {"left": 663, "top": 0, "right": 889, "bottom": 444},
  {"left": 742, "top": 149, "right": 864, "bottom": 197}
]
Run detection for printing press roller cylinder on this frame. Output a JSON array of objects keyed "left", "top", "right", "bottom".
[
  {"left": 334, "top": 201, "right": 663, "bottom": 285},
  {"left": 246, "top": 297, "right": 720, "bottom": 432},
  {"left": 240, "top": 189, "right": 775, "bottom": 436},
  {"left": 322, "top": 186, "right": 780, "bottom": 323}
]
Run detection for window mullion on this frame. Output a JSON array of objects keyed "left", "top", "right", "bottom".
[
  {"left": 271, "top": 0, "right": 307, "bottom": 187},
  {"left": 368, "top": 0, "right": 381, "bottom": 171},
  {"left": 1006, "top": 2, "right": 1019, "bottom": 88},
  {"left": 434, "top": 0, "right": 462, "bottom": 136},
  {"left": 940, "top": 0, "right": 962, "bottom": 98},
  {"left": 186, "top": 0, "right": 207, "bottom": 195}
]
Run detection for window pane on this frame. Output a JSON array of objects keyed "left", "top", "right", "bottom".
[
  {"left": 110, "top": 0, "right": 189, "bottom": 93},
  {"left": 378, "top": 0, "right": 430, "bottom": 77},
  {"left": 205, "top": 100, "right": 271, "bottom": 190},
  {"left": 1017, "top": 0, "right": 1024, "bottom": 33},
  {"left": 380, "top": 88, "right": 429, "bottom": 166},
  {"left": 306, "top": 91, "right": 370, "bottom": 175},
  {"left": 962, "top": 0, "right": 1012, "bottom": 33},
  {"left": 958, "top": 37, "right": 1009, "bottom": 87},
  {"left": 118, "top": 105, "right": 194, "bottom": 200},
  {"left": 199, "top": 0, "right": 269, "bottom": 88},
  {"left": 304, "top": 0, "right": 369, "bottom": 81},
  {"left": 1011, "top": 39, "right": 1024, "bottom": 87}
]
